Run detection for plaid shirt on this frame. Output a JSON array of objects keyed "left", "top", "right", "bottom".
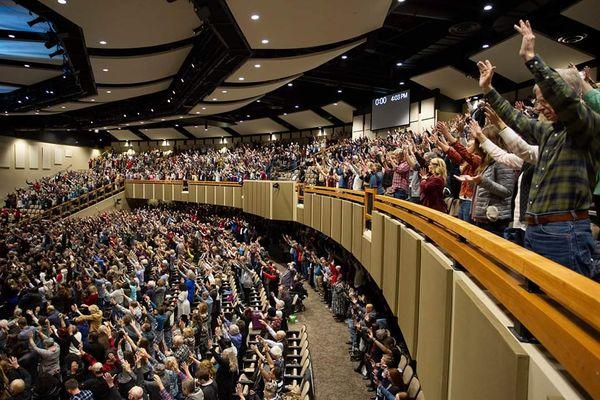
[
  {"left": 485, "top": 54, "right": 600, "bottom": 216},
  {"left": 71, "top": 390, "right": 94, "bottom": 400},
  {"left": 391, "top": 162, "right": 410, "bottom": 192}
]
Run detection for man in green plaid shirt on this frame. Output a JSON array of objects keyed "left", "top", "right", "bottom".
[{"left": 478, "top": 20, "right": 599, "bottom": 278}]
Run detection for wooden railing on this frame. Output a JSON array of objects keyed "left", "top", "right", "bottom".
[
  {"left": 20, "top": 179, "right": 125, "bottom": 223},
  {"left": 299, "top": 185, "right": 600, "bottom": 398},
  {"left": 127, "top": 179, "right": 243, "bottom": 187}
]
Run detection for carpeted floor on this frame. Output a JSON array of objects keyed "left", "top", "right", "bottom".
[{"left": 291, "top": 283, "right": 370, "bottom": 400}]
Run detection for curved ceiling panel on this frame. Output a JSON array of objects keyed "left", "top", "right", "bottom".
[
  {"left": 189, "top": 96, "right": 261, "bottom": 116},
  {"left": 39, "top": 0, "right": 201, "bottom": 48},
  {"left": 321, "top": 101, "right": 355, "bottom": 123},
  {"left": 279, "top": 110, "right": 331, "bottom": 129},
  {"left": 0, "top": 64, "right": 62, "bottom": 85},
  {"left": 108, "top": 129, "right": 141, "bottom": 141},
  {"left": 82, "top": 80, "right": 172, "bottom": 103},
  {"left": 225, "top": 40, "right": 364, "bottom": 83},
  {"left": 232, "top": 118, "right": 286, "bottom": 135},
  {"left": 90, "top": 46, "right": 192, "bottom": 84},
  {"left": 141, "top": 128, "right": 186, "bottom": 140},
  {"left": 204, "top": 75, "right": 299, "bottom": 102},
  {"left": 186, "top": 126, "right": 231, "bottom": 139},
  {"left": 226, "top": 0, "right": 391, "bottom": 49}
]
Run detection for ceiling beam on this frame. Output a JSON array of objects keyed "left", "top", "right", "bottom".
[
  {"left": 270, "top": 116, "right": 298, "bottom": 132},
  {"left": 173, "top": 126, "right": 197, "bottom": 140},
  {"left": 222, "top": 127, "right": 241, "bottom": 137},
  {"left": 310, "top": 107, "right": 345, "bottom": 126},
  {"left": 128, "top": 127, "right": 151, "bottom": 141}
]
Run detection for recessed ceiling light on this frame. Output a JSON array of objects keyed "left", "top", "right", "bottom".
[
  {"left": 333, "top": 103, "right": 338, "bottom": 106},
  {"left": 238, "top": 77, "right": 245, "bottom": 81},
  {"left": 161, "top": 118, "right": 165, "bottom": 121},
  {"left": 102, "top": 68, "right": 109, "bottom": 72},
  {"left": 58, "top": 0, "right": 67, "bottom": 4},
  {"left": 221, "top": 90, "right": 228, "bottom": 93},
  {"left": 167, "top": 99, "right": 171, "bottom": 103},
  {"left": 17, "top": 100, "right": 22, "bottom": 104},
  {"left": 195, "top": 111, "right": 200, "bottom": 114},
  {"left": 397, "top": 0, "right": 406, "bottom": 2},
  {"left": 256, "top": 100, "right": 260, "bottom": 103},
  {"left": 179, "top": 116, "right": 183, "bottom": 119},
  {"left": 24, "top": 64, "right": 30, "bottom": 68},
  {"left": 8, "top": 34, "right": 15, "bottom": 39},
  {"left": 137, "top": 112, "right": 140, "bottom": 115},
  {"left": 35, "top": 112, "right": 39, "bottom": 115},
  {"left": 399, "top": 81, "right": 405, "bottom": 85},
  {"left": 283, "top": 113, "right": 287, "bottom": 115},
  {"left": 61, "top": 106, "right": 66, "bottom": 109},
  {"left": 246, "top": 114, "right": 250, "bottom": 118},
  {"left": 483, "top": 4, "right": 493, "bottom": 11},
  {"left": 341, "top": 55, "right": 348, "bottom": 60},
  {"left": 123, "top": 114, "right": 126, "bottom": 117},
  {"left": 288, "top": 83, "right": 293, "bottom": 87},
  {"left": 201, "top": 107, "right": 206, "bottom": 110},
  {"left": 396, "top": 62, "right": 403, "bottom": 66},
  {"left": 212, "top": 98, "right": 218, "bottom": 101},
  {"left": 150, "top": 108, "right": 154, "bottom": 112},
  {"left": 250, "top": 14, "right": 260, "bottom": 21},
  {"left": 482, "top": 44, "right": 490, "bottom": 49},
  {"left": 254, "top": 64, "right": 261, "bottom": 68},
  {"left": 90, "top": 99, "right": 95, "bottom": 102},
  {"left": 172, "top": 90, "right": 176, "bottom": 94},
  {"left": 337, "top": 89, "right": 342, "bottom": 93},
  {"left": 261, "top": 39, "right": 269, "bottom": 44},
  {"left": 99, "top": 40, "right": 107, "bottom": 45},
  {"left": 175, "top": 124, "right": 179, "bottom": 127},
  {"left": 295, "top": 105, "right": 299, "bottom": 109}
]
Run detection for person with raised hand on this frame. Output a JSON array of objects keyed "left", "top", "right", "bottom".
[{"left": 478, "top": 19, "right": 600, "bottom": 277}]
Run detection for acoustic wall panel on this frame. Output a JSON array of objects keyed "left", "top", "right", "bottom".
[
  {"left": 361, "top": 234, "right": 372, "bottom": 273},
  {"left": 330, "top": 198, "right": 342, "bottom": 243},
  {"left": 321, "top": 196, "right": 331, "bottom": 236},
  {"left": 173, "top": 183, "right": 183, "bottom": 202},
  {"left": 197, "top": 185, "right": 207, "bottom": 204},
  {"left": 341, "top": 200, "right": 353, "bottom": 252},
  {"left": 233, "top": 186, "right": 242, "bottom": 208},
  {"left": 224, "top": 186, "right": 233, "bottom": 207},
  {"left": 188, "top": 185, "right": 198, "bottom": 203},
  {"left": 42, "top": 145, "right": 51, "bottom": 169},
  {"left": 272, "top": 181, "right": 295, "bottom": 221},
  {"left": 382, "top": 217, "right": 402, "bottom": 314},
  {"left": 54, "top": 146, "right": 64, "bottom": 165},
  {"left": 216, "top": 186, "right": 225, "bottom": 206},
  {"left": 369, "top": 211, "right": 385, "bottom": 286},
  {"left": 352, "top": 203, "right": 363, "bottom": 261},
  {"left": 207, "top": 185, "right": 216, "bottom": 205},
  {"left": 143, "top": 183, "right": 154, "bottom": 200},
  {"left": 164, "top": 184, "right": 173, "bottom": 201},
  {"left": 296, "top": 204, "right": 304, "bottom": 225},
  {"left": 125, "top": 182, "right": 134, "bottom": 198},
  {"left": 417, "top": 242, "right": 454, "bottom": 400},
  {"left": 397, "top": 226, "right": 424, "bottom": 356},
  {"left": 304, "top": 194, "right": 313, "bottom": 228},
  {"left": 14, "top": 141, "right": 26, "bottom": 169},
  {"left": 29, "top": 143, "right": 39, "bottom": 169},
  {"left": 311, "top": 195, "right": 322, "bottom": 231},
  {"left": 449, "top": 279, "right": 529, "bottom": 400}
]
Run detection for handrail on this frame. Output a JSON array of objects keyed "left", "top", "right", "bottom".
[
  {"left": 304, "top": 185, "right": 365, "bottom": 204},
  {"left": 372, "top": 194, "right": 600, "bottom": 398},
  {"left": 126, "top": 179, "right": 242, "bottom": 187}
]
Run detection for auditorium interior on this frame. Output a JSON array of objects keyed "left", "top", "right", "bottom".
[{"left": 1, "top": 1, "right": 600, "bottom": 400}]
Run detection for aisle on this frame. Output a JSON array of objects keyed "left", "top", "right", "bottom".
[{"left": 292, "top": 283, "right": 369, "bottom": 400}]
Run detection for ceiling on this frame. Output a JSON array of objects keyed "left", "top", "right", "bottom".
[{"left": 0, "top": 0, "right": 597, "bottom": 145}]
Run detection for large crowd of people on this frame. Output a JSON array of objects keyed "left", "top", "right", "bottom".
[{"left": 0, "top": 204, "right": 316, "bottom": 400}]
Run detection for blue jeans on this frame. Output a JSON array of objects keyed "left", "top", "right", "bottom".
[
  {"left": 458, "top": 199, "right": 472, "bottom": 222},
  {"left": 524, "top": 219, "right": 595, "bottom": 278},
  {"left": 377, "top": 385, "right": 397, "bottom": 400},
  {"left": 392, "top": 189, "right": 407, "bottom": 199}
]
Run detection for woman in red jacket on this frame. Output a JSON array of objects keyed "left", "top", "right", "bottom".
[{"left": 419, "top": 157, "right": 448, "bottom": 213}]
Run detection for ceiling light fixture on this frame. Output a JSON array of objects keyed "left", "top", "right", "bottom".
[
  {"left": 195, "top": 111, "right": 200, "bottom": 114},
  {"left": 24, "top": 64, "right": 30, "bottom": 68},
  {"left": 483, "top": 4, "right": 493, "bottom": 11},
  {"left": 8, "top": 34, "right": 15, "bottom": 39},
  {"left": 238, "top": 77, "right": 245, "bottom": 81},
  {"left": 337, "top": 89, "right": 342, "bottom": 93},
  {"left": 58, "top": 0, "right": 67, "bottom": 4},
  {"left": 201, "top": 107, "right": 206, "bottom": 110},
  {"left": 251, "top": 14, "right": 260, "bottom": 21},
  {"left": 256, "top": 100, "right": 261, "bottom": 103},
  {"left": 254, "top": 64, "right": 261, "bottom": 68},
  {"left": 261, "top": 39, "right": 269, "bottom": 44},
  {"left": 396, "top": 62, "right": 403, "bottom": 66},
  {"left": 246, "top": 114, "right": 250, "bottom": 118},
  {"left": 204, "top": 121, "right": 208, "bottom": 131},
  {"left": 399, "top": 81, "right": 405, "bottom": 85},
  {"left": 482, "top": 43, "right": 490, "bottom": 48},
  {"left": 102, "top": 68, "right": 109, "bottom": 72},
  {"left": 288, "top": 83, "right": 293, "bottom": 87},
  {"left": 333, "top": 103, "right": 338, "bottom": 106},
  {"left": 90, "top": 99, "right": 95, "bottom": 102},
  {"left": 221, "top": 90, "right": 228, "bottom": 93},
  {"left": 61, "top": 106, "right": 66, "bottom": 109},
  {"left": 99, "top": 40, "right": 107, "bottom": 45},
  {"left": 212, "top": 98, "right": 218, "bottom": 101},
  {"left": 295, "top": 105, "right": 299, "bottom": 109},
  {"left": 341, "top": 55, "right": 348, "bottom": 60},
  {"left": 106, "top": 90, "right": 111, "bottom": 94}
]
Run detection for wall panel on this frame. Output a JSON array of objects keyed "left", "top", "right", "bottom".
[
  {"left": 197, "top": 186, "right": 207, "bottom": 204},
  {"left": 311, "top": 195, "right": 322, "bottom": 231},
  {"left": 173, "top": 183, "right": 183, "bottom": 202},
  {"left": 164, "top": 184, "right": 173, "bottom": 201},
  {"left": 417, "top": 242, "right": 454, "bottom": 400},
  {"left": 361, "top": 234, "right": 372, "bottom": 274},
  {"left": 330, "top": 198, "right": 342, "bottom": 243},
  {"left": 449, "top": 278, "right": 529, "bottom": 400},
  {"left": 397, "top": 226, "right": 423, "bottom": 356},
  {"left": 207, "top": 185, "right": 216, "bottom": 205},
  {"left": 304, "top": 194, "right": 313, "bottom": 228},
  {"left": 272, "top": 181, "right": 295, "bottom": 221},
  {"left": 296, "top": 205, "right": 305, "bottom": 225},
  {"left": 382, "top": 217, "right": 401, "bottom": 314},
  {"left": 321, "top": 196, "right": 331, "bottom": 236},
  {"left": 233, "top": 186, "right": 242, "bottom": 208},
  {"left": 369, "top": 211, "right": 385, "bottom": 286},
  {"left": 216, "top": 186, "right": 225, "bottom": 206},
  {"left": 351, "top": 203, "right": 363, "bottom": 261},
  {"left": 224, "top": 186, "right": 233, "bottom": 207},
  {"left": 340, "top": 200, "right": 353, "bottom": 252},
  {"left": 143, "top": 183, "right": 154, "bottom": 200}
]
